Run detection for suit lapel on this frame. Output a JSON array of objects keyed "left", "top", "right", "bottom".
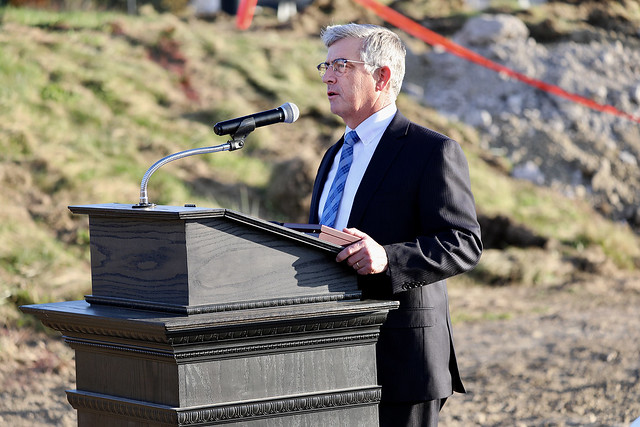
[{"left": 348, "top": 112, "right": 411, "bottom": 227}]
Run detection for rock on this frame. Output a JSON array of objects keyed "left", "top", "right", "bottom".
[
  {"left": 478, "top": 213, "right": 548, "bottom": 249},
  {"left": 406, "top": 12, "right": 640, "bottom": 226},
  {"left": 266, "top": 154, "right": 316, "bottom": 221},
  {"left": 454, "top": 14, "right": 529, "bottom": 46},
  {"left": 512, "top": 160, "right": 545, "bottom": 185}
]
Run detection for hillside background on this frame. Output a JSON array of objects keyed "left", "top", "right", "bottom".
[{"left": 1, "top": 0, "right": 640, "bottom": 425}]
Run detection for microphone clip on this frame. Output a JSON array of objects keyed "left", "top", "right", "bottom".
[{"left": 227, "top": 117, "right": 256, "bottom": 151}]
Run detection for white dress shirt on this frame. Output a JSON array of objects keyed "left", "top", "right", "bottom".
[{"left": 318, "top": 103, "right": 397, "bottom": 231}]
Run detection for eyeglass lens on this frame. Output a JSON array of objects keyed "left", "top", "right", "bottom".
[{"left": 317, "top": 59, "right": 348, "bottom": 77}]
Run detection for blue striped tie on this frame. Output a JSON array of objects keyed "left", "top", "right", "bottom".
[{"left": 320, "top": 131, "right": 359, "bottom": 228}]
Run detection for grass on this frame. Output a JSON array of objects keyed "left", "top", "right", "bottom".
[{"left": 1, "top": 5, "right": 639, "bottom": 329}]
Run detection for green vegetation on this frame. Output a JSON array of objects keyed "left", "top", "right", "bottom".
[{"left": 1, "top": 5, "right": 639, "bottom": 328}]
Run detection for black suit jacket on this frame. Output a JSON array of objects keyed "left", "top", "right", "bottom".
[{"left": 309, "top": 111, "right": 482, "bottom": 402}]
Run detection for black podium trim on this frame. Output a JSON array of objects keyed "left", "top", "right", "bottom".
[
  {"left": 84, "top": 291, "right": 362, "bottom": 315},
  {"left": 67, "top": 387, "right": 382, "bottom": 425}
]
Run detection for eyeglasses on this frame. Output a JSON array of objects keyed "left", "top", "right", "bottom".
[{"left": 317, "top": 58, "right": 368, "bottom": 77}]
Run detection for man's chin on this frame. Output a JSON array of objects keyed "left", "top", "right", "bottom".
[{"left": 328, "top": 103, "right": 346, "bottom": 121}]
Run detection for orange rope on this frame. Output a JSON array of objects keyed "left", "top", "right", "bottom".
[{"left": 352, "top": 0, "right": 640, "bottom": 123}]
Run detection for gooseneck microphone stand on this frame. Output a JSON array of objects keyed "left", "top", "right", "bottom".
[{"left": 133, "top": 117, "right": 256, "bottom": 209}]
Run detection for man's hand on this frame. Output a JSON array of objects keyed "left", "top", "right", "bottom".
[{"left": 336, "top": 228, "right": 388, "bottom": 275}]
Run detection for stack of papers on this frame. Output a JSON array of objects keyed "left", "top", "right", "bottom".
[
  {"left": 280, "top": 223, "right": 360, "bottom": 247},
  {"left": 318, "top": 225, "right": 361, "bottom": 246}
]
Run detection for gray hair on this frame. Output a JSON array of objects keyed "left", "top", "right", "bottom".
[{"left": 321, "top": 23, "right": 406, "bottom": 100}]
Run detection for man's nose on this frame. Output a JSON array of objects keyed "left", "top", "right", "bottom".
[{"left": 322, "top": 69, "right": 336, "bottom": 84}]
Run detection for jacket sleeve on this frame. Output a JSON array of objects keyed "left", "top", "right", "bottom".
[{"left": 383, "top": 137, "right": 482, "bottom": 296}]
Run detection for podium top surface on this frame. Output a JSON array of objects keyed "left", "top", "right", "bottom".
[
  {"left": 69, "top": 203, "right": 342, "bottom": 253},
  {"left": 69, "top": 203, "right": 226, "bottom": 219}
]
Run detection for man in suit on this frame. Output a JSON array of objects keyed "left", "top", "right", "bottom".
[{"left": 308, "top": 23, "right": 483, "bottom": 426}]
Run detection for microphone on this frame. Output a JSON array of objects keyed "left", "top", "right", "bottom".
[{"left": 213, "top": 102, "right": 300, "bottom": 136}]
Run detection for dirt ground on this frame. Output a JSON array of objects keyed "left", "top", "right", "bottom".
[
  {"left": 442, "top": 272, "right": 640, "bottom": 426},
  {"left": 1, "top": 271, "right": 639, "bottom": 426}
]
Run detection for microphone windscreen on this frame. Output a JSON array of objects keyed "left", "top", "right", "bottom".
[{"left": 280, "top": 102, "right": 300, "bottom": 124}]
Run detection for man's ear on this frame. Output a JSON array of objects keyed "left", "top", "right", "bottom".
[{"left": 375, "top": 66, "right": 392, "bottom": 92}]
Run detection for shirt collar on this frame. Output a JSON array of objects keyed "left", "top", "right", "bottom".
[{"left": 346, "top": 103, "right": 397, "bottom": 146}]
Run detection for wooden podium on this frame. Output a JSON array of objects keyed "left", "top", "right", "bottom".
[{"left": 22, "top": 203, "right": 397, "bottom": 426}]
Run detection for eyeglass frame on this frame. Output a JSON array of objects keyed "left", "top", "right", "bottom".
[{"left": 317, "top": 58, "right": 370, "bottom": 77}]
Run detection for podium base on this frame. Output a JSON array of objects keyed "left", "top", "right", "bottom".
[{"left": 22, "top": 299, "right": 398, "bottom": 426}]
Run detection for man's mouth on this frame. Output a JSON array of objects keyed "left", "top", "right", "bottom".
[{"left": 327, "top": 90, "right": 339, "bottom": 98}]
